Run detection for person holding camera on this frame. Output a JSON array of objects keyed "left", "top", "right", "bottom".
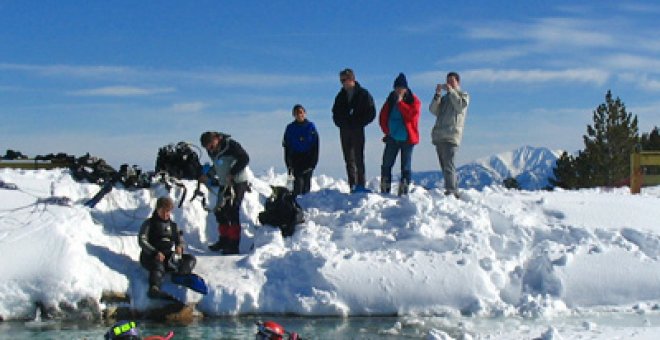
[
  {"left": 378, "top": 72, "right": 421, "bottom": 196},
  {"left": 429, "top": 72, "right": 469, "bottom": 198}
]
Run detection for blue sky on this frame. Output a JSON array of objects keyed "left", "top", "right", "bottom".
[{"left": 1, "top": 1, "right": 659, "bottom": 179}]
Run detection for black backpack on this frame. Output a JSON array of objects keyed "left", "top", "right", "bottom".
[
  {"left": 155, "top": 142, "right": 202, "bottom": 180},
  {"left": 70, "top": 153, "right": 117, "bottom": 184},
  {"left": 258, "top": 186, "right": 304, "bottom": 237}
]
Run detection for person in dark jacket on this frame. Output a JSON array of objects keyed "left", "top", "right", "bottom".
[
  {"left": 283, "top": 104, "right": 320, "bottom": 195},
  {"left": 138, "top": 196, "right": 196, "bottom": 299},
  {"left": 378, "top": 73, "right": 421, "bottom": 196},
  {"left": 199, "top": 131, "right": 250, "bottom": 255},
  {"left": 332, "top": 68, "right": 376, "bottom": 192}
]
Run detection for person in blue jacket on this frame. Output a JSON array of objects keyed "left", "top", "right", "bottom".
[{"left": 283, "top": 104, "right": 319, "bottom": 195}]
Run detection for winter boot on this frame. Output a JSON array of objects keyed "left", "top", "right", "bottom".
[
  {"left": 147, "top": 285, "right": 162, "bottom": 299},
  {"left": 380, "top": 177, "right": 391, "bottom": 194},
  {"left": 397, "top": 179, "right": 409, "bottom": 196},
  {"left": 208, "top": 236, "right": 228, "bottom": 252},
  {"left": 281, "top": 223, "right": 295, "bottom": 238},
  {"left": 177, "top": 254, "right": 197, "bottom": 274},
  {"left": 222, "top": 239, "right": 240, "bottom": 255},
  {"left": 147, "top": 269, "right": 164, "bottom": 298}
]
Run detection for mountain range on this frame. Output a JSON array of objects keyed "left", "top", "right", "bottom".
[{"left": 413, "top": 145, "right": 562, "bottom": 190}]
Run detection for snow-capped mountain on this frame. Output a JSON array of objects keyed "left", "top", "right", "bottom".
[{"left": 414, "top": 146, "right": 562, "bottom": 190}]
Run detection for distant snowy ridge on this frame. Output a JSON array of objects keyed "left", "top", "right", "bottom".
[{"left": 414, "top": 146, "right": 562, "bottom": 190}]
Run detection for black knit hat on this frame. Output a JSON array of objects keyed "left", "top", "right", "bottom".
[{"left": 393, "top": 73, "right": 408, "bottom": 89}]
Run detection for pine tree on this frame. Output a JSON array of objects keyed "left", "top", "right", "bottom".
[
  {"left": 551, "top": 152, "right": 578, "bottom": 189},
  {"left": 640, "top": 126, "right": 660, "bottom": 176},
  {"left": 503, "top": 177, "right": 520, "bottom": 190},
  {"left": 551, "top": 90, "right": 639, "bottom": 189},
  {"left": 641, "top": 126, "right": 660, "bottom": 151},
  {"left": 574, "top": 150, "right": 596, "bottom": 188},
  {"left": 580, "top": 90, "right": 639, "bottom": 187}
]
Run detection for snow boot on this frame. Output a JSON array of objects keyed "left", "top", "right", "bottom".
[
  {"left": 208, "top": 236, "right": 228, "bottom": 252},
  {"left": 222, "top": 236, "right": 240, "bottom": 255},
  {"left": 147, "top": 285, "right": 162, "bottom": 299},
  {"left": 176, "top": 254, "right": 196, "bottom": 274},
  {"left": 380, "top": 177, "right": 391, "bottom": 194},
  {"left": 398, "top": 179, "right": 409, "bottom": 196}
]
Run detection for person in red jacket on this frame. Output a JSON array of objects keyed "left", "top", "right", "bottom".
[{"left": 378, "top": 73, "right": 421, "bottom": 196}]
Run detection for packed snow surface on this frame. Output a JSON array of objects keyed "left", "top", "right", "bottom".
[{"left": 2, "top": 168, "right": 660, "bottom": 338}]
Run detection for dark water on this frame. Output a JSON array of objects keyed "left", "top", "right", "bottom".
[
  {"left": 2, "top": 313, "right": 660, "bottom": 339},
  {"left": 0, "top": 316, "right": 440, "bottom": 339}
]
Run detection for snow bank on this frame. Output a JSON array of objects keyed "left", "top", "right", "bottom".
[{"left": 1, "top": 168, "right": 660, "bottom": 320}]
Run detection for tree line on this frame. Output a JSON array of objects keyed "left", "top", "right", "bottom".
[{"left": 550, "top": 90, "right": 660, "bottom": 190}]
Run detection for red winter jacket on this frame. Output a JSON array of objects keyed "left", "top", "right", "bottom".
[{"left": 379, "top": 92, "right": 421, "bottom": 145}]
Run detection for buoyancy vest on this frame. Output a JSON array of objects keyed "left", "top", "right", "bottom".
[
  {"left": 208, "top": 136, "right": 249, "bottom": 186},
  {"left": 147, "top": 217, "right": 178, "bottom": 253}
]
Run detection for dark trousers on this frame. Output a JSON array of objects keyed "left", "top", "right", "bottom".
[
  {"left": 214, "top": 181, "right": 249, "bottom": 252},
  {"left": 339, "top": 127, "right": 366, "bottom": 187},
  {"left": 215, "top": 181, "right": 249, "bottom": 226},
  {"left": 139, "top": 251, "right": 196, "bottom": 288},
  {"left": 292, "top": 169, "right": 313, "bottom": 195}
]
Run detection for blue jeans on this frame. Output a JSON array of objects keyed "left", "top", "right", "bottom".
[{"left": 381, "top": 138, "right": 414, "bottom": 186}]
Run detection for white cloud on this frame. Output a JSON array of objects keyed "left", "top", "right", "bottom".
[
  {"left": 464, "top": 68, "right": 609, "bottom": 85},
  {"left": 466, "top": 17, "right": 614, "bottom": 48},
  {"left": 170, "top": 102, "right": 208, "bottom": 113},
  {"left": 398, "top": 21, "right": 444, "bottom": 34},
  {"left": 465, "top": 23, "right": 521, "bottom": 40},
  {"left": 188, "top": 71, "right": 332, "bottom": 87},
  {"left": 449, "top": 16, "right": 621, "bottom": 67},
  {"left": 0, "top": 63, "right": 133, "bottom": 78},
  {"left": 0, "top": 85, "right": 25, "bottom": 92},
  {"left": 640, "top": 78, "right": 660, "bottom": 92},
  {"left": 619, "top": 3, "right": 660, "bottom": 14},
  {"left": 0, "top": 62, "right": 333, "bottom": 88},
  {"left": 603, "top": 54, "right": 660, "bottom": 72},
  {"left": 530, "top": 17, "right": 614, "bottom": 48},
  {"left": 68, "top": 86, "right": 176, "bottom": 97},
  {"left": 414, "top": 68, "right": 609, "bottom": 87},
  {"left": 438, "top": 47, "right": 528, "bottom": 64}
]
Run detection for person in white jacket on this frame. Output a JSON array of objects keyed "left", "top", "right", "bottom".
[{"left": 429, "top": 72, "right": 469, "bottom": 198}]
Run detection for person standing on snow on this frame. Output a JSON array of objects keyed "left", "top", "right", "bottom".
[
  {"left": 199, "top": 131, "right": 250, "bottom": 255},
  {"left": 378, "top": 72, "right": 421, "bottom": 196},
  {"left": 429, "top": 72, "right": 469, "bottom": 198},
  {"left": 138, "top": 196, "right": 196, "bottom": 299},
  {"left": 332, "top": 68, "right": 376, "bottom": 193},
  {"left": 283, "top": 104, "right": 320, "bottom": 195}
]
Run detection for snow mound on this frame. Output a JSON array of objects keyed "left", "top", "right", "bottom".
[{"left": 1, "top": 168, "right": 660, "bottom": 320}]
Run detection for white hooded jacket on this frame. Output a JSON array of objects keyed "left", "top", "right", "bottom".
[{"left": 429, "top": 87, "right": 469, "bottom": 146}]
